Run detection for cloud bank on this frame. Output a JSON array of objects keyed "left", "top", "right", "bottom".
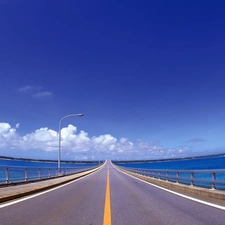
[{"left": 0, "top": 122, "right": 209, "bottom": 160}]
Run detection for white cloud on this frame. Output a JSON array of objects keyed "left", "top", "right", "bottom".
[
  {"left": 19, "top": 85, "right": 53, "bottom": 99},
  {"left": 25, "top": 127, "right": 58, "bottom": 142},
  {"left": 32, "top": 91, "right": 53, "bottom": 98},
  {"left": 93, "top": 134, "right": 116, "bottom": 146},
  {"left": 0, "top": 123, "right": 11, "bottom": 134},
  {"left": 0, "top": 122, "right": 193, "bottom": 160},
  {"left": 0, "top": 123, "right": 20, "bottom": 149},
  {"left": 19, "top": 85, "right": 41, "bottom": 92},
  {"left": 61, "top": 124, "right": 77, "bottom": 139},
  {"left": 0, "top": 122, "right": 17, "bottom": 138}
]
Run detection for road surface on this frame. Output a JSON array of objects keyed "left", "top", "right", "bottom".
[{"left": 1, "top": 160, "right": 225, "bottom": 225}]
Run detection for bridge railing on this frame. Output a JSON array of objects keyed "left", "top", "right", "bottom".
[
  {"left": 0, "top": 165, "right": 99, "bottom": 184},
  {"left": 118, "top": 167, "right": 225, "bottom": 190}
]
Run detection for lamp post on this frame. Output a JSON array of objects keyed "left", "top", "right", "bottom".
[{"left": 58, "top": 114, "right": 84, "bottom": 170}]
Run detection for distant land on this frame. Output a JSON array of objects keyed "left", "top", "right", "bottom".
[
  {"left": 112, "top": 153, "right": 225, "bottom": 163},
  {"left": 0, "top": 153, "right": 225, "bottom": 164},
  {"left": 0, "top": 155, "right": 101, "bottom": 164}
]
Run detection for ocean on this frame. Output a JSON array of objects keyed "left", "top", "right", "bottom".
[
  {"left": 114, "top": 155, "right": 225, "bottom": 170},
  {"left": 1, "top": 155, "right": 225, "bottom": 170},
  {"left": 114, "top": 155, "right": 225, "bottom": 190},
  {"left": 1, "top": 155, "right": 225, "bottom": 186},
  {"left": 0, "top": 158, "right": 98, "bottom": 168},
  {"left": 0, "top": 158, "right": 99, "bottom": 183}
]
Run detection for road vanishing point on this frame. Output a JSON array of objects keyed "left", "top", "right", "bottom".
[{"left": 1, "top": 160, "right": 225, "bottom": 225}]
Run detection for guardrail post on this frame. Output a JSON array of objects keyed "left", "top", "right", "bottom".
[
  {"left": 190, "top": 172, "right": 194, "bottom": 186},
  {"left": 6, "top": 167, "right": 9, "bottom": 183},
  {"left": 48, "top": 168, "right": 51, "bottom": 178},
  {"left": 25, "top": 168, "right": 28, "bottom": 181},
  {"left": 211, "top": 172, "right": 216, "bottom": 190},
  {"left": 38, "top": 168, "right": 41, "bottom": 179},
  {"left": 176, "top": 172, "right": 179, "bottom": 183},
  {"left": 166, "top": 171, "right": 168, "bottom": 181},
  {"left": 150, "top": 171, "right": 153, "bottom": 178},
  {"left": 158, "top": 171, "right": 161, "bottom": 180}
]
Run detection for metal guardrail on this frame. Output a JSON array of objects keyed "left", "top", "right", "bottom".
[
  {"left": 0, "top": 165, "right": 99, "bottom": 184},
  {"left": 118, "top": 167, "right": 225, "bottom": 190}
]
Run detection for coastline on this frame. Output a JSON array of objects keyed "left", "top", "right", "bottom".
[
  {"left": 0, "top": 155, "right": 100, "bottom": 164},
  {"left": 112, "top": 152, "right": 225, "bottom": 163},
  {"left": 1, "top": 152, "right": 225, "bottom": 164}
]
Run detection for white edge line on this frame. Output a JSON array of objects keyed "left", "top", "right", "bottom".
[
  {"left": 0, "top": 163, "right": 106, "bottom": 209},
  {"left": 111, "top": 163, "right": 225, "bottom": 211}
]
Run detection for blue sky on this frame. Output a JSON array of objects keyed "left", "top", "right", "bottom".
[{"left": 0, "top": 0, "right": 225, "bottom": 160}]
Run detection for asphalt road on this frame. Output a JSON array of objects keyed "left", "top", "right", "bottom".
[{"left": 1, "top": 160, "right": 225, "bottom": 225}]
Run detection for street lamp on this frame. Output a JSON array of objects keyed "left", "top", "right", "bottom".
[{"left": 58, "top": 113, "right": 84, "bottom": 170}]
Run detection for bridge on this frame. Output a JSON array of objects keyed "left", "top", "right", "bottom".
[{"left": 0, "top": 160, "right": 225, "bottom": 225}]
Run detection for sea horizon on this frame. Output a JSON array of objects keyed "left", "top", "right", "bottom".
[{"left": 0, "top": 152, "right": 225, "bottom": 164}]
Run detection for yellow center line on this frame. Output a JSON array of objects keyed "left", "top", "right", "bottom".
[{"left": 103, "top": 167, "right": 112, "bottom": 225}]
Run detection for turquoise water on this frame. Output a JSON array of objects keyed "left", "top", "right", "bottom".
[
  {"left": 115, "top": 155, "right": 225, "bottom": 190},
  {"left": 114, "top": 155, "right": 225, "bottom": 170},
  {"left": 0, "top": 159, "right": 99, "bottom": 183}
]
